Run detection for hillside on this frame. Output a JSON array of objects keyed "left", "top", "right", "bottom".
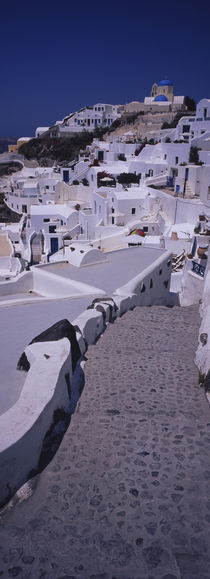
[
  {"left": 105, "top": 110, "right": 193, "bottom": 141},
  {"left": 15, "top": 109, "right": 194, "bottom": 166},
  {"left": 18, "top": 133, "right": 94, "bottom": 166},
  {"left": 0, "top": 162, "right": 23, "bottom": 177}
]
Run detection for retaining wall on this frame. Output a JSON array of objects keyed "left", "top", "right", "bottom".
[
  {"left": 195, "top": 255, "right": 210, "bottom": 380},
  {"left": 0, "top": 249, "right": 172, "bottom": 506},
  {"left": 0, "top": 268, "right": 106, "bottom": 300},
  {"left": 0, "top": 338, "right": 72, "bottom": 506},
  {"left": 0, "top": 270, "right": 33, "bottom": 296}
]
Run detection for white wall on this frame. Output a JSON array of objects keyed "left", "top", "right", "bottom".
[
  {"left": 114, "top": 250, "right": 172, "bottom": 308},
  {"left": 0, "top": 270, "right": 33, "bottom": 296},
  {"left": 0, "top": 245, "right": 173, "bottom": 506},
  {"left": 0, "top": 338, "right": 73, "bottom": 506},
  {"left": 195, "top": 254, "right": 210, "bottom": 377}
]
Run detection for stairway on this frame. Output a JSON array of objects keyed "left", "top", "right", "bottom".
[
  {"left": 185, "top": 180, "right": 194, "bottom": 197},
  {"left": 2, "top": 304, "right": 210, "bottom": 578}
]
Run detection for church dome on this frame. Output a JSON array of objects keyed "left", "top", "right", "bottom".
[
  {"left": 158, "top": 79, "right": 173, "bottom": 87},
  {"left": 154, "top": 94, "right": 168, "bottom": 102}
]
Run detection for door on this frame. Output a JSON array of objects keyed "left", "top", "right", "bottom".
[
  {"left": 50, "top": 237, "right": 58, "bottom": 254},
  {"left": 63, "top": 170, "right": 69, "bottom": 183},
  {"left": 31, "top": 232, "right": 44, "bottom": 264},
  {"left": 195, "top": 180, "right": 200, "bottom": 196}
]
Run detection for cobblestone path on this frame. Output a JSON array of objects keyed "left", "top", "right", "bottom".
[{"left": 1, "top": 305, "right": 210, "bottom": 578}]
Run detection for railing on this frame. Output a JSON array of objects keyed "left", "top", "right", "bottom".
[{"left": 192, "top": 260, "right": 206, "bottom": 278}]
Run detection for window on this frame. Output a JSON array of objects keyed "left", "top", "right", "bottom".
[
  {"left": 49, "top": 225, "right": 56, "bottom": 233},
  {"left": 208, "top": 186, "right": 210, "bottom": 200},
  {"left": 175, "top": 156, "right": 179, "bottom": 165},
  {"left": 132, "top": 208, "right": 136, "bottom": 214},
  {"left": 46, "top": 185, "right": 49, "bottom": 190},
  {"left": 164, "top": 154, "right": 167, "bottom": 160},
  {"left": 143, "top": 226, "right": 148, "bottom": 232},
  {"left": 22, "top": 205, "right": 27, "bottom": 213},
  {"left": 112, "top": 217, "right": 114, "bottom": 224},
  {"left": 43, "top": 218, "right": 50, "bottom": 222},
  {"left": 183, "top": 125, "right": 190, "bottom": 133}
]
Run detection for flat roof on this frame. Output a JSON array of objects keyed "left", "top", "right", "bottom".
[
  {"left": 114, "top": 189, "right": 147, "bottom": 200},
  {"left": 41, "top": 246, "right": 166, "bottom": 294},
  {"left": 31, "top": 204, "right": 76, "bottom": 217}
]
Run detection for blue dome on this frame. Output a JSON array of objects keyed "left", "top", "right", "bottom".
[
  {"left": 158, "top": 79, "right": 173, "bottom": 87},
  {"left": 154, "top": 94, "right": 168, "bottom": 102}
]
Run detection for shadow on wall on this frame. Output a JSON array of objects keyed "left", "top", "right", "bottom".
[
  {"left": 37, "top": 361, "right": 85, "bottom": 474},
  {"left": 16, "top": 319, "right": 85, "bottom": 486}
]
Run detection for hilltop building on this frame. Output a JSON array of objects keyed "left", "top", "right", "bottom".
[
  {"left": 8, "top": 137, "right": 32, "bottom": 153},
  {"left": 35, "top": 103, "right": 122, "bottom": 138},
  {"left": 125, "top": 79, "right": 185, "bottom": 113},
  {"left": 144, "top": 79, "right": 185, "bottom": 111}
]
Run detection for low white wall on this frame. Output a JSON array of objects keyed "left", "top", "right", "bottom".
[
  {"left": 195, "top": 259, "right": 210, "bottom": 378},
  {"left": 0, "top": 270, "right": 33, "bottom": 296},
  {"left": 180, "top": 261, "right": 205, "bottom": 306},
  {"left": 0, "top": 249, "right": 174, "bottom": 506},
  {"left": 72, "top": 309, "right": 105, "bottom": 345},
  {"left": 114, "top": 250, "right": 172, "bottom": 307},
  {"left": 0, "top": 338, "right": 72, "bottom": 506},
  {"left": 0, "top": 257, "right": 21, "bottom": 275},
  {"left": 91, "top": 231, "right": 126, "bottom": 252},
  {"left": 32, "top": 268, "right": 106, "bottom": 298}
]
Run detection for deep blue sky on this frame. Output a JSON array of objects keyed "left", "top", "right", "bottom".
[{"left": 0, "top": 0, "right": 209, "bottom": 137}]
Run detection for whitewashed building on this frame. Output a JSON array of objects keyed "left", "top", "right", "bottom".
[
  {"left": 27, "top": 204, "right": 78, "bottom": 256},
  {"left": 36, "top": 103, "right": 122, "bottom": 138},
  {"left": 6, "top": 170, "right": 62, "bottom": 214},
  {"left": 174, "top": 163, "right": 210, "bottom": 205},
  {"left": 174, "top": 99, "right": 210, "bottom": 142}
]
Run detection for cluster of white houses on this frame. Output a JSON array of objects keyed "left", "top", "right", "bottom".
[
  {"left": 35, "top": 103, "right": 122, "bottom": 138},
  {"left": 1, "top": 97, "right": 209, "bottom": 279},
  {"left": 35, "top": 79, "right": 186, "bottom": 139}
]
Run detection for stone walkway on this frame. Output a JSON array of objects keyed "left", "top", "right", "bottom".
[{"left": 1, "top": 305, "right": 210, "bottom": 578}]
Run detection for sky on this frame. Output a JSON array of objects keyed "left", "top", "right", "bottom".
[{"left": 0, "top": 0, "right": 209, "bottom": 137}]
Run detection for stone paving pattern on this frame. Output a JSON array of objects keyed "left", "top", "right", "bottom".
[{"left": 1, "top": 304, "right": 210, "bottom": 578}]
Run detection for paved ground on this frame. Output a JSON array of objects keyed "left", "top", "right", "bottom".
[{"left": 1, "top": 304, "right": 210, "bottom": 578}]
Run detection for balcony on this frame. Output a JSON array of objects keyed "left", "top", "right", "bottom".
[{"left": 192, "top": 260, "right": 206, "bottom": 278}]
